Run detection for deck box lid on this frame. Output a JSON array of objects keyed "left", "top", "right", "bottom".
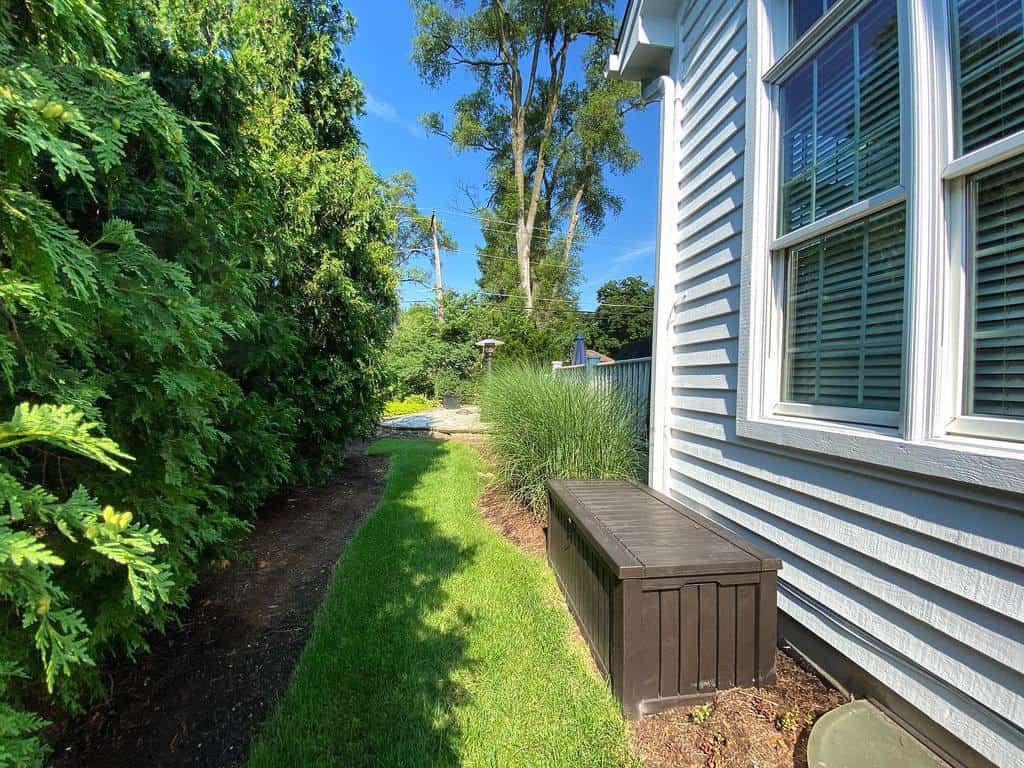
[{"left": 547, "top": 479, "right": 783, "bottom": 579}]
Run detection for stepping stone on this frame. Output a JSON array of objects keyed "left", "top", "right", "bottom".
[{"left": 808, "top": 700, "right": 947, "bottom": 768}]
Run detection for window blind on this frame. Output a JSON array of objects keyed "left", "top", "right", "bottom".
[
  {"left": 783, "top": 205, "right": 906, "bottom": 412},
  {"left": 955, "top": 0, "right": 1024, "bottom": 154},
  {"left": 968, "top": 157, "right": 1024, "bottom": 418},
  {"left": 780, "top": 0, "right": 900, "bottom": 235}
]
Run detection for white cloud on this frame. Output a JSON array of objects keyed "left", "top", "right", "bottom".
[
  {"left": 364, "top": 89, "right": 423, "bottom": 138},
  {"left": 364, "top": 90, "right": 398, "bottom": 121},
  {"left": 612, "top": 241, "right": 656, "bottom": 265}
]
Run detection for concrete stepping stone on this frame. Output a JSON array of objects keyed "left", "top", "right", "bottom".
[{"left": 808, "top": 700, "right": 947, "bottom": 768}]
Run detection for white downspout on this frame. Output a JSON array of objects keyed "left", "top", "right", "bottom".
[{"left": 647, "top": 72, "right": 679, "bottom": 494}]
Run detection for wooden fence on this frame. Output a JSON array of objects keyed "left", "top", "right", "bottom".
[{"left": 553, "top": 356, "right": 652, "bottom": 442}]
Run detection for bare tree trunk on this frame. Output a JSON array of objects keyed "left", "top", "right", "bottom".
[
  {"left": 515, "top": 219, "right": 533, "bottom": 311},
  {"left": 430, "top": 212, "right": 444, "bottom": 323},
  {"left": 560, "top": 184, "right": 585, "bottom": 269}
]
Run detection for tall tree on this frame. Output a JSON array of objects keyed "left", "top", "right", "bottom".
[
  {"left": 587, "top": 276, "right": 654, "bottom": 358},
  {"left": 412, "top": 0, "right": 640, "bottom": 314}
]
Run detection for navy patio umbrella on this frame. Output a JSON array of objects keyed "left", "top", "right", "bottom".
[{"left": 572, "top": 332, "right": 586, "bottom": 365}]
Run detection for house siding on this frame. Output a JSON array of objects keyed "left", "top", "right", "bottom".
[{"left": 653, "top": 1, "right": 1024, "bottom": 765}]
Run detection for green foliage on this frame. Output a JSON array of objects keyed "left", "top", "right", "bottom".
[
  {"left": 480, "top": 364, "right": 644, "bottom": 514},
  {"left": 0, "top": 0, "right": 397, "bottom": 760},
  {"left": 385, "top": 293, "right": 578, "bottom": 402},
  {"left": 0, "top": 404, "right": 169, "bottom": 758},
  {"left": 587, "top": 276, "right": 654, "bottom": 358},
  {"left": 776, "top": 707, "right": 801, "bottom": 733},
  {"left": 691, "top": 703, "right": 713, "bottom": 725},
  {"left": 383, "top": 395, "right": 437, "bottom": 418}
]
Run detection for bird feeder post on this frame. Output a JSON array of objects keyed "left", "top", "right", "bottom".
[{"left": 475, "top": 338, "right": 504, "bottom": 375}]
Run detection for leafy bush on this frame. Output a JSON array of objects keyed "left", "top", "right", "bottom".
[
  {"left": 0, "top": 0, "right": 397, "bottom": 760},
  {"left": 385, "top": 293, "right": 580, "bottom": 403},
  {"left": 383, "top": 395, "right": 437, "bottom": 417},
  {"left": 0, "top": 404, "right": 169, "bottom": 764},
  {"left": 480, "top": 365, "right": 644, "bottom": 513}
]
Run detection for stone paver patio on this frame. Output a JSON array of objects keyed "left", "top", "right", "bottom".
[{"left": 379, "top": 405, "right": 491, "bottom": 435}]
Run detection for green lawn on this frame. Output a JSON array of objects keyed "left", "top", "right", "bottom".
[{"left": 248, "top": 439, "right": 636, "bottom": 768}]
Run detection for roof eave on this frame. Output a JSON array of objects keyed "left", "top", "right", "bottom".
[{"left": 607, "top": 0, "right": 678, "bottom": 82}]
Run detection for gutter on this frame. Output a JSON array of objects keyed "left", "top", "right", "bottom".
[{"left": 614, "top": 0, "right": 638, "bottom": 56}]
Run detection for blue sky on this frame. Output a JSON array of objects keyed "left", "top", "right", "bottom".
[{"left": 344, "top": 1, "right": 660, "bottom": 311}]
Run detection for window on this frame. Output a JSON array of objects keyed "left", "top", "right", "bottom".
[
  {"left": 949, "top": 0, "right": 1024, "bottom": 441},
  {"left": 791, "top": 0, "right": 836, "bottom": 40},
  {"left": 779, "top": 0, "right": 901, "bottom": 233},
  {"left": 953, "top": 0, "right": 1024, "bottom": 153},
  {"left": 737, "top": 0, "right": 1024, "bottom": 489},
  {"left": 782, "top": 206, "right": 905, "bottom": 418},
  {"left": 965, "top": 157, "right": 1024, "bottom": 422},
  {"left": 774, "top": 0, "right": 906, "bottom": 426}
]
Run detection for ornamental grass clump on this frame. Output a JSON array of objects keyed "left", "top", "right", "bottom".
[{"left": 481, "top": 364, "right": 645, "bottom": 514}]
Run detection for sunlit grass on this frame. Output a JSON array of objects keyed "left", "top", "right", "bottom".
[{"left": 248, "top": 439, "right": 636, "bottom": 768}]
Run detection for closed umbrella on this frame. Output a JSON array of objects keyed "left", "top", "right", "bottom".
[{"left": 572, "top": 332, "right": 586, "bottom": 365}]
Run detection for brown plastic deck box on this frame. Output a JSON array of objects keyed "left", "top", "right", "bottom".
[{"left": 546, "top": 479, "right": 782, "bottom": 719}]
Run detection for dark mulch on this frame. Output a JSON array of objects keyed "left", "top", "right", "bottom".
[
  {"left": 47, "top": 449, "right": 388, "bottom": 768},
  {"left": 477, "top": 480, "right": 847, "bottom": 768},
  {"left": 477, "top": 481, "right": 546, "bottom": 557},
  {"left": 630, "top": 651, "right": 847, "bottom": 768}
]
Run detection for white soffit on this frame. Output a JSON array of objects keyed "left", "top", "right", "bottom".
[{"left": 608, "top": 0, "right": 678, "bottom": 81}]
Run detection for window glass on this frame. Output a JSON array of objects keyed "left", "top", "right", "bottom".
[
  {"left": 967, "top": 156, "right": 1024, "bottom": 419},
  {"left": 780, "top": 0, "right": 900, "bottom": 235},
  {"left": 955, "top": 0, "right": 1024, "bottom": 153},
  {"left": 791, "top": 0, "right": 844, "bottom": 41},
  {"left": 783, "top": 205, "right": 906, "bottom": 413},
  {"left": 792, "top": 0, "right": 827, "bottom": 41}
]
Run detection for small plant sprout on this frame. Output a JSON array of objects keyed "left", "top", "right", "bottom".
[
  {"left": 776, "top": 707, "right": 801, "bottom": 733},
  {"left": 691, "top": 702, "right": 713, "bottom": 725}
]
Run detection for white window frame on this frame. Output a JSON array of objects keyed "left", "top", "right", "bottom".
[{"left": 736, "top": 0, "right": 1024, "bottom": 493}]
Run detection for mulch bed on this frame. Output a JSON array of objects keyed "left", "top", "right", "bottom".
[
  {"left": 48, "top": 449, "right": 388, "bottom": 768},
  {"left": 476, "top": 480, "right": 847, "bottom": 768},
  {"left": 477, "top": 481, "right": 546, "bottom": 558},
  {"left": 630, "top": 652, "right": 846, "bottom": 768}
]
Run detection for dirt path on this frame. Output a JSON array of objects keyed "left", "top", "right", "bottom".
[{"left": 49, "top": 450, "right": 388, "bottom": 768}]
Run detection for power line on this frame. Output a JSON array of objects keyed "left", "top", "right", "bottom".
[
  {"left": 478, "top": 291, "right": 651, "bottom": 309},
  {"left": 400, "top": 292, "right": 653, "bottom": 313},
  {"left": 431, "top": 206, "right": 658, "bottom": 250},
  {"left": 399, "top": 300, "right": 636, "bottom": 316}
]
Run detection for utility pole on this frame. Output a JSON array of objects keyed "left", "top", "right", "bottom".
[{"left": 430, "top": 211, "right": 444, "bottom": 323}]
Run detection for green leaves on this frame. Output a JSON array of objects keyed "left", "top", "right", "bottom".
[
  {"left": 0, "top": 403, "right": 132, "bottom": 471},
  {"left": 0, "top": 0, "right": 398, "bottom": 762},
  {"left": 0, "top": 402, "right": 170, "bottom": 757}
]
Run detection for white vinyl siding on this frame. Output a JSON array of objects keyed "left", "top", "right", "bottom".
[{"left": 647, "top": 0, "right": 1024, "bottom": 765}]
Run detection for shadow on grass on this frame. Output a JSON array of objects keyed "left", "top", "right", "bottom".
[{"left": 248, "top": 439, "right": 479, "bottom": 768}]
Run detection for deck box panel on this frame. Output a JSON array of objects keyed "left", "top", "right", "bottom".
[
  {"left": 548, "top": 499, "right": 616, "bottom": 675},
  {"left": 547, "top": 479, "right": 781, "bottom": 718}
]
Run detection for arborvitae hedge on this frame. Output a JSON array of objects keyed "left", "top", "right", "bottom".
[{"left": 0, "top": 0, "right": 397, "bottom": 760}]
